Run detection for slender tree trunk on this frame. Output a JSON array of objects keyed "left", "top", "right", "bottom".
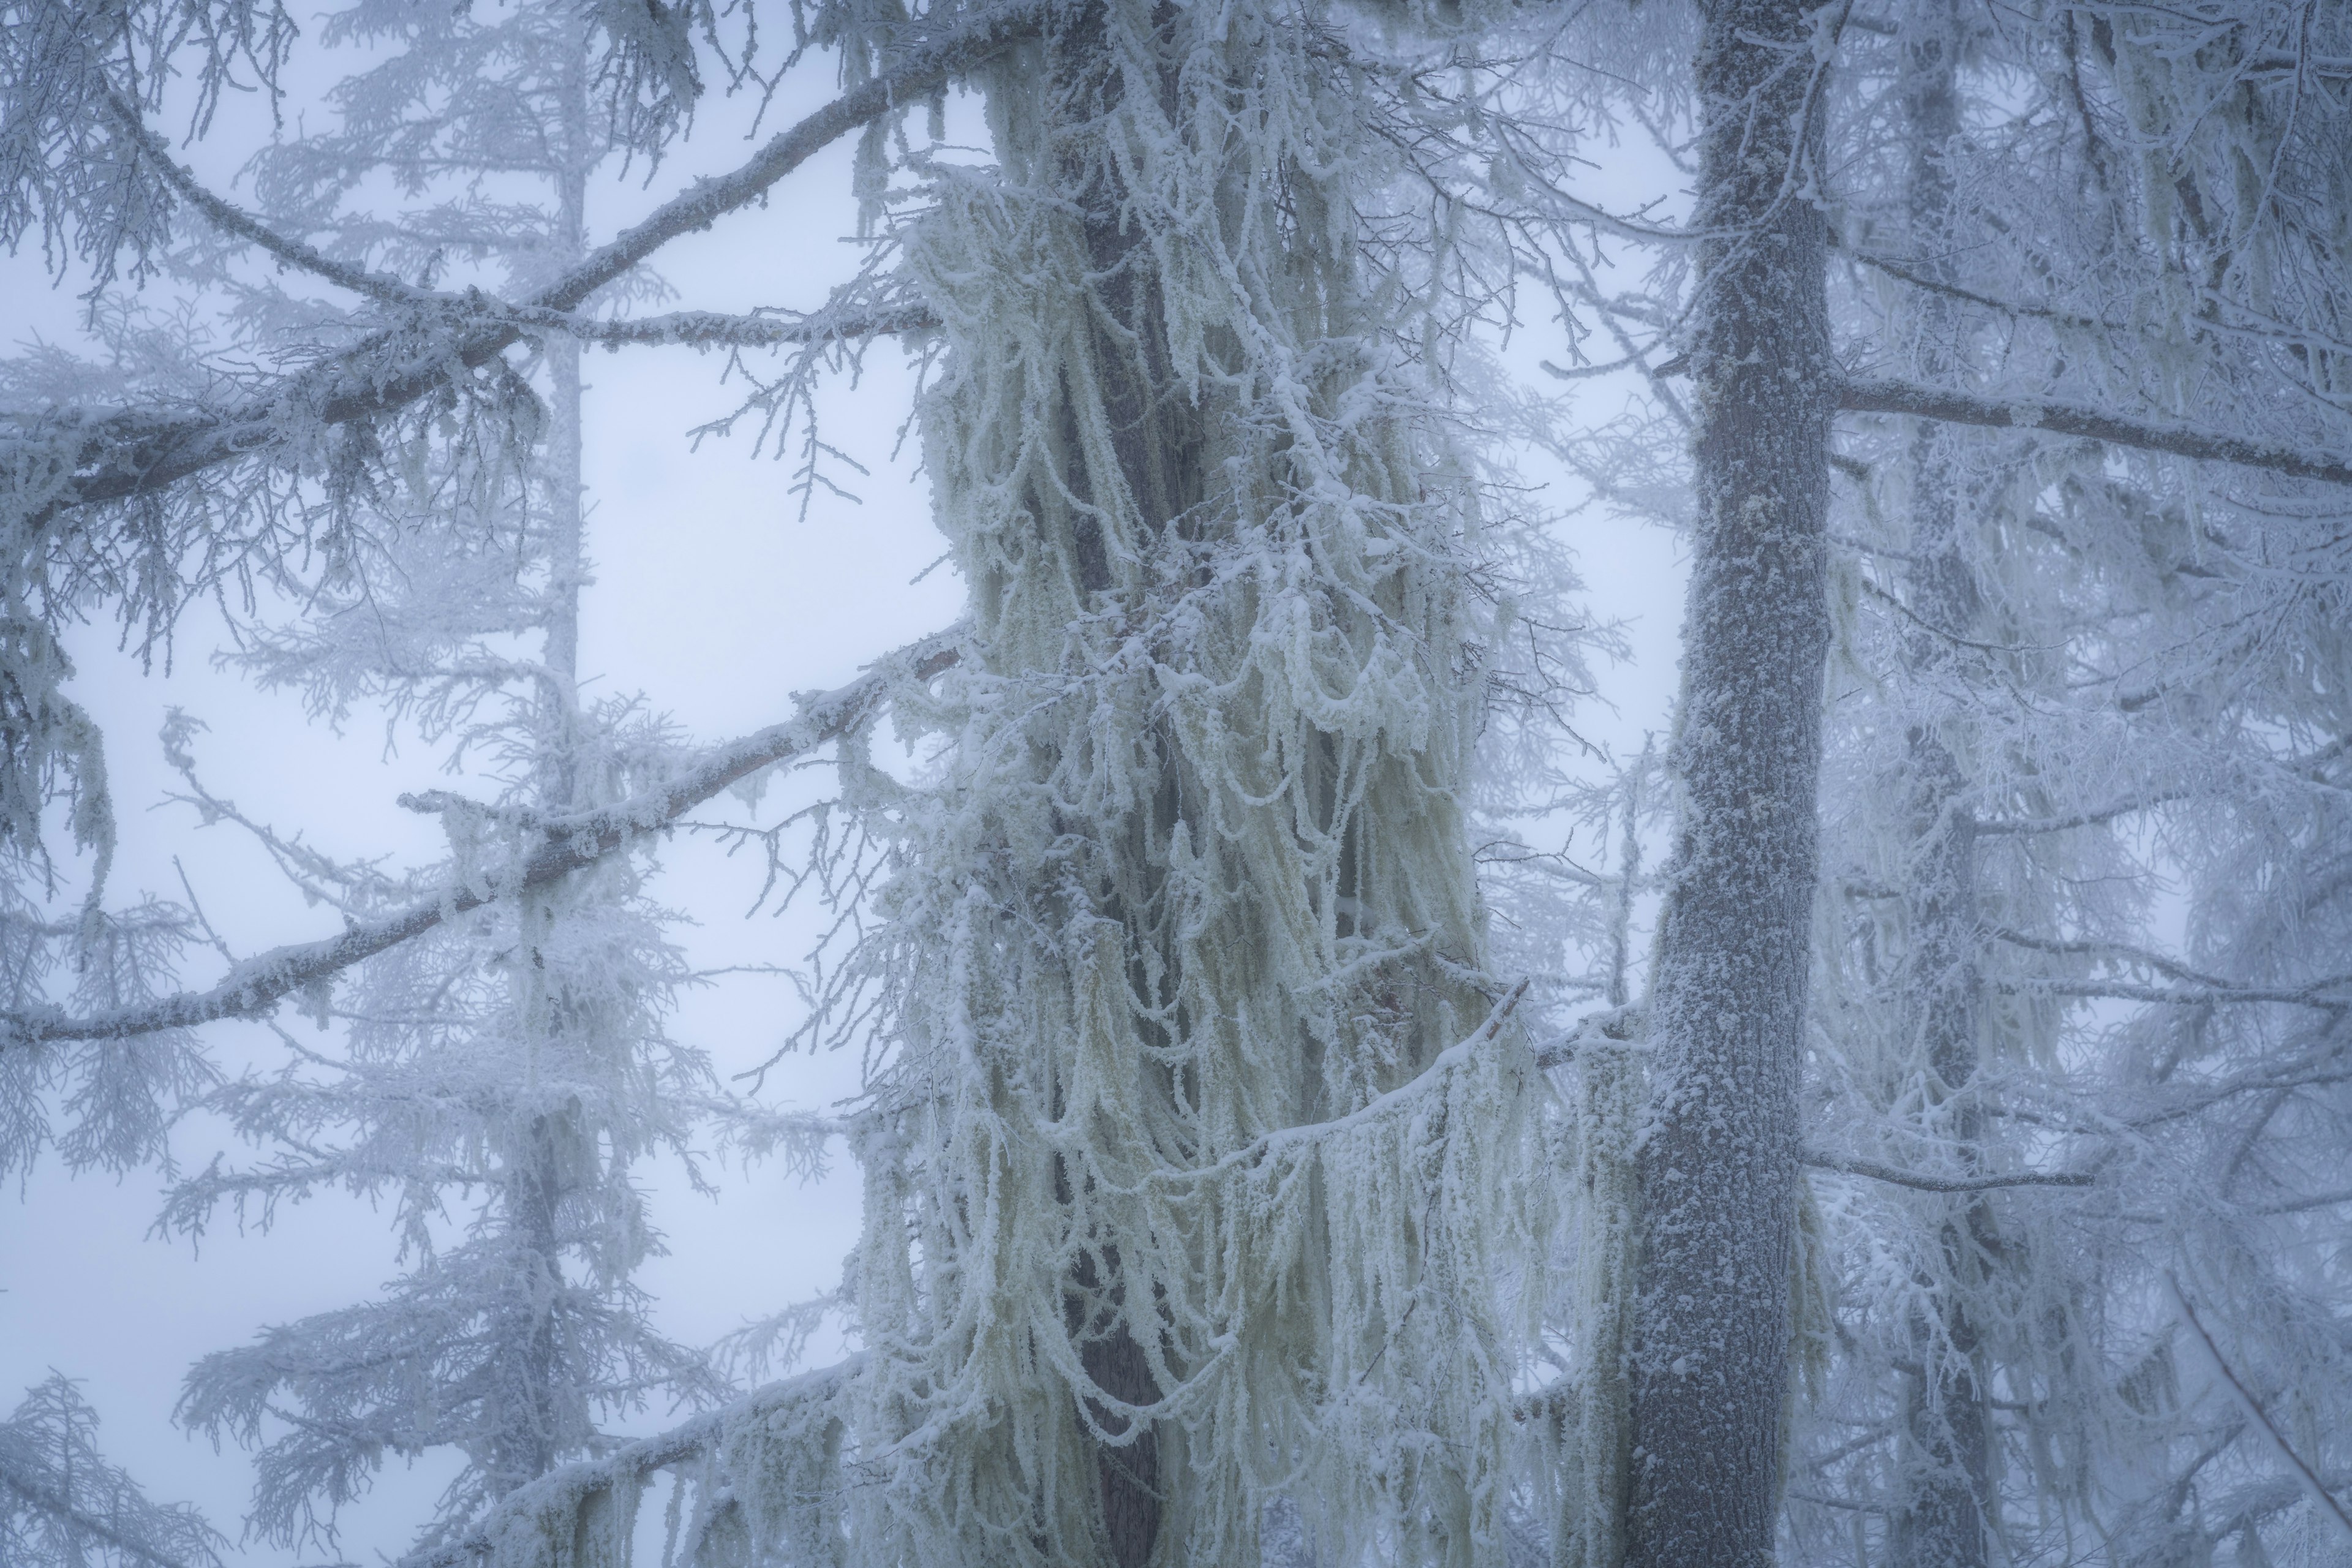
[
  {"left": 1625, "top": 2, "right": 1833, "bottom": 1563},
  {"left": 496, "top": 50, "right": 597, "bottom": 1504},
  {"left": 1888, "top": 8, "right": 1992, "bottom": 1563}
]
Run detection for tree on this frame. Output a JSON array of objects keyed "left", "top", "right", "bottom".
[
  {"left": 1, "top": 1374, "right": 225, "bottom": 1568},
  {"left": 134, "top": 0, "right": 734, "bottom": 1549},
  {"left": 7, "top": 1, "right": 2352, "bottom": 1566}
]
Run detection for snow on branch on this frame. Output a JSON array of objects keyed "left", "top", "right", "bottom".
[
  {"left": 1, "top": 629, "right": 960, "bottom": 1052},
  {"left": 0, "top": 1375, "right": 225, "bottom": 1568},
  {"left": 29, "top": 1, "right": 1043, "bottom": 518},
  {"left": 1837, "top": 378, "right": 2352, "bottom": 487},
  {"left": 1801, "top": 1152, "right": 2098, "bottom": 1193},
  {"left": 2170, "top": 1278, "right": 2352, "bottom": 1547},
  {"left": 396, "top": 1357, "right": 862, "bottom": 1568},
  {"left": 104, "top": 99, "right": 943, "bottom": 352}
]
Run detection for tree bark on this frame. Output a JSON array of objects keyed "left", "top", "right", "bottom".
[{"left": 1625, "top": 1, "right": 1833, "bottom": 1564}]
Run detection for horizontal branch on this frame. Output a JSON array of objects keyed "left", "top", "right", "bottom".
[
  {"left": 1802, "top": 1151, "right": 2096, "bottom": 1193},
  {"left": 1976, "top": 790, "right": 2190, "bottom": 835},
  {"left": 398, "top": 1358, "right": 861, "bottom": 1568},
  {"left": 40, "top": 3, "right": 1043, "bottom": 515},
  {"left": 550, "top": 302, "right": 943, "bottom": 349},
  {"left": 1838, "top": 377, "right": 2352, "bottom": 488},
  {"left": 1999, "top": 977, "right": 2351, "bottom": 1009},
  {"left": 1989, "top": 926, "right": 2236, "bottom": 991},
  {"left": 2, "top": 631, "right": 960, "bottom": 1051}
]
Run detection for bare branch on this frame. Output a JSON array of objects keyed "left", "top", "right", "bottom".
[
  {"left": 1837, "top": 378, "right": 2352, "bottom": 488},
  {"left": 2, "top": 630, "right": 961, "bottom": 1052}
]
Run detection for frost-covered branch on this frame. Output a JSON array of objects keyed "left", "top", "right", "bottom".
[
  {"left": 102, "top": 89, "right": 429, "bottom": 307},
  {"left": 1800, "top": 1152, "right": 2097, "bottom": 1193},
  {"left": 2170, "top": 1280, "right": 2352, "bottom": 1546},
  {"left": 1976, "top": 791, "right": 2191, "bottom": 835},
  {"left": 2, "top": 630, "right": 959, "bottom": 1050},
  {"left": 1159, "top": 981, "right": 1530, "bottom": 1185},
  {"left": 0, "top": 1376, "right": 225, "bottom": 1568},
  {"left": 394, "top": 1358, "right": 859, "bottom": 1568},
  {"left": 29, "top": 2, "right": 1042, "bottom": 517},
  {"left": 1837, "top": 377, "right": 2352, "bottom": 487}
]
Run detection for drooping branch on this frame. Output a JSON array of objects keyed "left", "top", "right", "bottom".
[
  {"left": 1802, "top": 1152, "right": 2097, "bottom": 1193},
  {"left": 34, "top": 2, "right": 1043, "bottom": 516},
  {"left": 1997, "top": 977, "right": 2352, "bottom": 1009},
  {"left": 1988, "top": 926, "right": 2237, "bottom": 990},
  {"left": 396, "top": 1358, "right": 862, "bottom": 1568},
  {"left": 0, "top": 1468, "right": 216, "bottom": 1568},
  {"left": 1, "top": 630, "right": 960, "bottom": 1052},
  {"left": 1837, "top": 377, "right": 2352, "bottom": 487},
  {"left": 103, "top": 89, "right": 430, "bottom": 307}
]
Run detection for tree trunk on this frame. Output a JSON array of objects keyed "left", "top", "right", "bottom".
[
  {"left": 1888, "top": 7, "right": 1992, "bottom": 1563},
  {"left": 1625, "top": 1, "right": 1833, "bottom": 1563}
]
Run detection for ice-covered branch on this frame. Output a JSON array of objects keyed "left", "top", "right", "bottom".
[
  {"left": 33, "top": 2, "right": 1044, "bottom": 516},
  {"left": 1161, "top": 980, "right": 1530, "bottom": 1185},
  {"left": 102, "top": 91, "right": 429, "bottom": 307},
  {"left": 549, "top": 303, "right": 942, "bottom": 349},
  {"left": 1976, "top": 791, "right": 2190, "bottom": 835},
  {"left": 1837, "top": 378, "right": 2352, "bottom": 487},
  {"left": 2170, "top": 1280, "right": 2352, "bottom": 1546},
  {"left": 0, "top": 1376, "right": 225, "bottom": 1568},
  {"left": 1, "top": 630, "right": 960, "bottom": 1050},
  {"left": 395, "top": 1358, "right": 860, "bottom": 1568},
  {"left": 1988, "top": 927, "right": 2237, "bottom": 991},
  {"left": 0, "top": 1470, "right": 214, "bottom": 1568},
  {"left": 1801, "top": 1152, "right": 2097, "bottom": 1193}
]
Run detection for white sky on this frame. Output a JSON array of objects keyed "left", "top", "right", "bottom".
[{"left": 0, "top": 40, "right": 1691, "bottom": 1565}]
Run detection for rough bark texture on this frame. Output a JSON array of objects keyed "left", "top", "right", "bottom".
[{"left": 1626, "top": 1, "right": 1833, "bottom": 1564}]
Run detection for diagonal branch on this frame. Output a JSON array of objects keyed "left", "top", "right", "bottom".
[
  {"left": 0, "top": 1465, "right": 217, "bottom": 1568},
  {"left": 2169, "top": 1277, "right": 2352, "bottom": 1547},
  {"left": 1837, "top": 377, "right": 2352, "bottom": 487},
  {"left": 37, "top": 2, "right": 1044, "bottom": 516},
  {"left": 2, "top": 630, "right": 960, "bottom": 1052},
  {"left": 396, "top": 1358, "right": 861, "bottom": 1568},
  {"left": 104, "top": 90, "right": 429, "bottom": 307}
]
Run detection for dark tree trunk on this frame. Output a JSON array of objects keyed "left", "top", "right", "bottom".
[
  {"left": 1036, "top": 4, "right": 1206, "bottom": 1560},
  {"left": 1624, "top": 1, "right": 1834, "bottom": 1563}
]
